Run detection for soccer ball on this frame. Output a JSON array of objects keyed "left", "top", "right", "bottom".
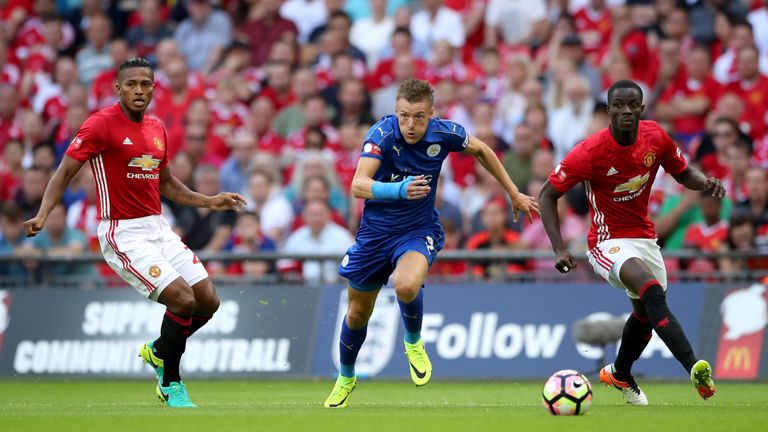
[{"left": 542, "top": 369, "right": 593, "bottom": 415}]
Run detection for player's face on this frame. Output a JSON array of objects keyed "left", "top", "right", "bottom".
[
  {"left": 395, "top": 98, "right": 433, "bottom": 144},
  {"left": 608, "top": 88, "right": 644, "bottom": 133},
  {"left": 116, "top": 67, "right": 154, "bottom": 115}
]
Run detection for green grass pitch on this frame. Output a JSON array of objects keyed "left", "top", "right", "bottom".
[{"left": 1, "top": 380, "right": 766, "bottom": 432}]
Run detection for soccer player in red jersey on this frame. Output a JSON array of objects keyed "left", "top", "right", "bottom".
[
  {"left": 22, "top": 58, "right": 246, "bottom": 408},
  {"left": 539, "top": 80, "right": 722, "bottom": 405}
]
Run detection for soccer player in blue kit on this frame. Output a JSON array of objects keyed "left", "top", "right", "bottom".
[{"left": 324, "top": 79, "right": 539, "bottom": 408}]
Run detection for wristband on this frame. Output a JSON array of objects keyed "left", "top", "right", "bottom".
[{"left": 371, "top": 176, "right": 414, "bottom": 200}]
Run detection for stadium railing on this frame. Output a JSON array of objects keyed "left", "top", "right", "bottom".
[{"left": 1, "top": 250, "right": 766, "bottom": 288}]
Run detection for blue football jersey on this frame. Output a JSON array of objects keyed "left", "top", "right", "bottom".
[{"left": 359, "top": 115, "right": 469, "bottom": 233}]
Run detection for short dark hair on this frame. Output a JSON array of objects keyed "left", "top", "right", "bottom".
[
  {"left": 607, "top": 80, "right": 643, "bottom": 104},
  {"left": 119, "top": 57, "right": 152, "bottom": 77},
  {"left": 392, "top": 27, "right": 412, "bottom": 39},
  {"left": 329, "top": 10, "right": 352, "bottom": 25},
  {"left": 396, "top": 79, "right": 434, "bottom": 105}
]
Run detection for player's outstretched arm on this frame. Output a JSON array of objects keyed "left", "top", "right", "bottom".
[
  {"left": 670, "top": 166, "right": 725, "bottom": 199},
  {"left": 351, "top": 156, "right": 431, "bottom": 200},
  {"left": 463, "top": 135, "right": 540, "bottom": 222},
  {"left": 539, "top": 180, "right": 576, "bottom": 273},
  {"left": 23, "top": 155, "right": 84, "bottom": 237},
  {"left": 159, "top": 167, "right": 246, "bottom": 211}
]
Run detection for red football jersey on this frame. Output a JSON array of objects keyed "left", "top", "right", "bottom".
[
  {"left": 66, "top": 103, "right": 169, "bottom": 220},
  {"left": 660, "top": 74, "right": 721, "bottom": 135},
  {"left": 548, "top": 121, "right": 687, "bottom": 249},
  {"left": 684, "top": 220, "right": 728, "bottom": 252},
  {"left": 573, "top": 7, "right": 612, "bottom": 55}
]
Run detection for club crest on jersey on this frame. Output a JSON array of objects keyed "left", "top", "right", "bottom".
[
  {"left": 128, "top": 154, "right": 161, "bottom": 171},
  {"left": 427, "top": 144, "right": 441, "bottom": 157},
  {"left": 149, "top": 265, "right": 161, "bottom": 278},
  {"left": 363, "top": 142, "right": 381, "bottom": 156},
  {"left": 643, "top": 151, "right": 656, "bottom": 167},
  {"left": 153, "top": 137, "right": 164, "bottom": 151}
]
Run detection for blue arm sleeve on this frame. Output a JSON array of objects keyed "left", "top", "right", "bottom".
[{"left": 371, "top": 176, "right": 414, "bottom": 200}]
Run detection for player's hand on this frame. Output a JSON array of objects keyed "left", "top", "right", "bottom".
[
  {"left": 555, "top": 250, "right": 577, "bottom": 274},
  {"left": 405, "top": 175, "right": 431, "bottom": 200},
  {"left": 704, "top": 177, "right": 725, "bottom": 199},
  {"left": 23, "top": 216, "right": 46, "bottom": 237},
  {"left": 510, "top": 193, "right": 540, "bottom": 223},
  {"left": 209, "top": 192, "right": 247, "bottom": 211}
]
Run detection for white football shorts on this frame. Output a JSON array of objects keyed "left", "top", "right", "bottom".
[
  {"left": 586, "top": 238, "right": 667, "bottom": 300},
  {"left": 97, "top": 215, "right": 208, "bottom": 301}
]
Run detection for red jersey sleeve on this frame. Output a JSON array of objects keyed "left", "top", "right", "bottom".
[
  {"left": 65, "top": 114, "right": 106, "bottom": 162},
  {"left": 160, "top": 123, "right": 170, "bottom": 169},
  {"left": 659, "top": 128, "right": 687, "bottom": 175},
  {"left": 547, "top": 141, "right": 592, "bottom": 193}
]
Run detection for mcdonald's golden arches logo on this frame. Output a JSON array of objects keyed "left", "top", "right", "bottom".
[{"left": 723, "top": 346, "right": 752, "bottom": 371}]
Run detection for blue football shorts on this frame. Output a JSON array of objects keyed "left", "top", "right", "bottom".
[{"left": 338, "top": 221, "right": 445, "bottom": 291}]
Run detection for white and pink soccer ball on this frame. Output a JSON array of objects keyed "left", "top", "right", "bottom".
[{"left": 542, "top": 369, "right": 593, "bottom": 415}]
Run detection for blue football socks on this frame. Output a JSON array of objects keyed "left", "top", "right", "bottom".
[
  {"left": 339, "top": 317, "right": 367, "bottom": 378},
  {"left": 399, "top": 289, "right": 424, "bottom": 344}
]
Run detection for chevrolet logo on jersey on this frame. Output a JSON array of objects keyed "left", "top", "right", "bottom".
[
  {"left": 614, "top": 172, "right": 650, "bottom": 193},
  {"left": 128, "top": 154, "right": 161, "bottom": 171}
]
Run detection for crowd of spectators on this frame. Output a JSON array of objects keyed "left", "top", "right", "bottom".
[{"left": 1, "top": 0, "right": 768, "bottom": 283}]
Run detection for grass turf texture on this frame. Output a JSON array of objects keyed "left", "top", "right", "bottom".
[{"left": 0, "top": 380, "right": 766, "bottom": 432}]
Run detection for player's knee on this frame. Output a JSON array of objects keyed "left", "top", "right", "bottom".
[
  {"left": 195, "top": 292, "right": 220, "bottom": 317},
  {"left": 169, "top": 289, "right": 197, "bottom": 316},
  {"left": 193, "top": 282, "right": 220, "bottom": 316},
  {"left": 393, "top": 274, "right": 421, "bottom": 300},
  {"left": 346, "top": 305, "right": 373, "bottom": 328}
]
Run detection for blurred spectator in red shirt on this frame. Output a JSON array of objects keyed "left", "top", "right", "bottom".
[
  {"left": 723, "top": 44, "right": 768, "bottom": 139},
  {"left": 238, "top": 0, "right": 298, "bottom": 67},
  {"left": 684, "top": 193, "right": 728, "bottom": 273},
  {"left": 53, "top": 103, "right": 87, "bottom": 161},
  {"left": 0, "top": 140, "right": 23, "bottom": 201},
  {"left": 724, "top": 138, "right": 753, "bottom": 202},
  {"left": 208, "top": 77, "right": 250, "bottom": 160},
  {"left": 660, "top": 8, "right": 695, "bottom": 58},
  {"left": 368, "top": 27, "right": 428, "bottom": 92},
  {"left": 87, "top": 38, "right": 130, "bottom": 112},
  {"left": 600, "top": 5, "right": 655, "bottom": 88},
  {"left": 693, "top": 117, "right": 742, "bottom": 179},
  {"left": 735, "top": 167, "right": 768, "bottom": 235},
  {"left": 657, "top": 44, "right": 720, "bottom": 147},
  {"left": 466, "top": 196, "right": 523, "bottom": 278},
  {"left": 126, "top": 0, "right": 174, "bottom": 67},
  {"left": 152, "top": 57, "right": 205, "bottom": 155},
  {"left": 182, "top": 120, "right": 224, "bottom": 168},
  {"left": 260, "top": 60, "right": 296, "bottom": 112},
  {"left": 713, "top": 19, "right": 768, "bottom": 84},
  {"left": 573, "top": 0, "right": 612, "bottom": 58},
  {"left": 0, "top": 41, "right": 21, "bottom": 86},
  {"left": 275, "top": 68, "right": 320, "bottom": 138},
  {"left": 289, "top": 174, "right": 348, "bottom": 231},
  {"left": 286, "top": 95, "right": 340, "bottom": 165},
  {"left": 225, "top": 211, "right": 276, "bottom": 276},
  {"left": 31, "top": 56, "right": 77, "bottom": 131},
  {"left": 248, "top": 96, "right": 285, "bottom": 156}
]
